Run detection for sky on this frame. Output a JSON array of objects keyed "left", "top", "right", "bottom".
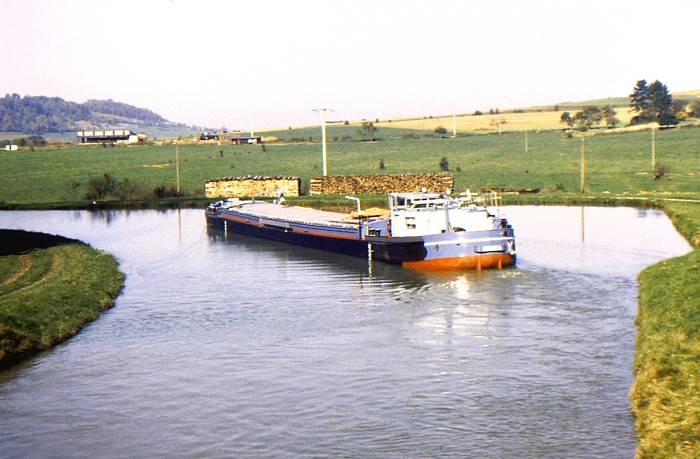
[{"left": 1, "top": 0, "right": 698, "bottom": 130}]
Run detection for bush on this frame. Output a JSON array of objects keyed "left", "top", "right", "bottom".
[
  {"left": 85, "top": 173, "right": 117, "bottom": 200},
  {"left": 659, "top": 112, "right": 678, "bottom": 125},
  {"left": 379, "top": 159, "right": 386, "bottom": 170},
  {"left": 691, "top": 102, "right": 700, "bottom": 118},
  {"left": 439, "top": 156, "right": 449, "bottom": 171},
  {"left": 85, "top": 173, "right": 149, "bottom": 201},
  {"left": 473, "top": 110, "right": 483, "bottom": 116},
  {"left": 25, "top": 135, "right": 46, "bottom": 146},
  {"left": 653, "top": 163, "right": 669, "bottom": 180},
  {"left": 434, "top": 126, "right": 448, "bottom": 134},
  {"left": 152, "top": 185, "right": 182, "bottom": 198},
  {"left": 114, "top": 178, "right": 144, "bottom": 200}
]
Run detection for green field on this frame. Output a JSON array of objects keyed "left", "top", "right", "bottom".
[
  {"left": 0, "top": 230, "right": 124, "bottom": 368},
  {"left": 1, "top": 125, "right": 699, "bottom": 207}
]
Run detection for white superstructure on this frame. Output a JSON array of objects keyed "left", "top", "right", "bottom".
[{"left": 388, "top": 191, "right": 503, "bottom": 237}]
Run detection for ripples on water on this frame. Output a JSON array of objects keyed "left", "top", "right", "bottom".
[{"left": 0, "top": 207, "right": 691, "bottom": 458}]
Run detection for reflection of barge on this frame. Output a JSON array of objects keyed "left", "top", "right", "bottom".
[{"left": 205, "top": 191, "right": 516, "bottom": 270}]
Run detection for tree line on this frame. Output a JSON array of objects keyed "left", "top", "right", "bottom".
[
  {"left": 560, "top": 79, "right": 700, "bottom": 131},
  {"left": 82, "top": 99, "right": 166, "bottom": 125},
  {"left": 0, "top": 94, "right": 170, "bottom": 134}
]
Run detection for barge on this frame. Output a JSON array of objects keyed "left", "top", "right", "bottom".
[{"left": 205, "top": 191, "right": 516, "bottom": 270}]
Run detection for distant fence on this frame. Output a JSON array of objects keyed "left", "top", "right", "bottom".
[
  {"left": 309, "top": 173, "right": 454, "bottom": 195},
  {"left": 204, "top": 176, "right": 300, "bottom": 198}
]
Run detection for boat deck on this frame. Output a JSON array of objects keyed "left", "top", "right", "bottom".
[{"left": 232, "top": 202, "right": 360, "bottom": 228}]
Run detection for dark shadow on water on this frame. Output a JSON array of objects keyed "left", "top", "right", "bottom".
[{"left": 0, "top": 229, "right": 77, "bottom": 255}]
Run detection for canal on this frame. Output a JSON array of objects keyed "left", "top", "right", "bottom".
[{"left": 0, "top": 206, "right": 691, "bottom": 457}]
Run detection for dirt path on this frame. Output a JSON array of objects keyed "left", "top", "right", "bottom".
[
  {"left": 0, "top": 253, "right": 59, "bottom": 298},
  {"left": 0, "top": 254, "right": 32, "bottom": 289}
]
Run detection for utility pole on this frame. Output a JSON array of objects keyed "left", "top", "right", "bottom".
[
  {"left": 313, "top": 108, "right": 333, "bottom": 176},
  {"left": 249, "top": 117, "right": 255, "bottom": 138},
  {"left": 452, "top": 113, "right": 457, "bottom": 138},
  {"left": 579, "top": 134, "right": 586, "bottom": 193},
  {"left": 525, "top": 129, "right": 529, "bottom": 157},
  {"left": 651, "top": 124, "right": 656, "bottom": 171},
  {"left": 175, "top": 140, "right": 181, "bottom": 194}
]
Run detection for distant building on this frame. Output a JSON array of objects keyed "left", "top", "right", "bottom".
[
  {"left": 199, "top": 132, "right": 220, "bottom": 141},
  {"left": 225, "top": 135, "right": 263, "bottom": 145},
  {"left": 77, "top": 130, "right": 146, "bottom": 144},
  {"left": 4, "top": 144, "right": 18, "bottom": 151}
]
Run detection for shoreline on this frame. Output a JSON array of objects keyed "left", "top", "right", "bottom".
[{"left": 0, "top": 230, "right": 125, "bottom": 369}]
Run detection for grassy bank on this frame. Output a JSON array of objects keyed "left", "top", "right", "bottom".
[
  {"left": 632, "top": 200, "right": 700, "bottom": 459},
  {"left": 0, "top": 230, "right": 125, "bottom": 368}
]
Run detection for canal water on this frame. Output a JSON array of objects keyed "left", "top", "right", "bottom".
[{"left": 0, "top": 206, "right": 691, "bottom": 458}]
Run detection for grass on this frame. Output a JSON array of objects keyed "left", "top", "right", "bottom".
[
  {"left": 1, "top": 126, "right": 699, "bottom": 207},
  {"left": 0, "top": 230, "right": 125, "bottom": 368},
  {"left": 630, "top": 200, "right": 700, "bottom": 459},
  {"left": 0, "top": 251, "right": 53, "bottom": 295}
]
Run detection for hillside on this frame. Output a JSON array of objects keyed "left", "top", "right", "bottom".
[
  {"left": 368, "top": 89, "right": 700, "bottom": 134},
  {"left": 0, "top": 94, "right": 180, "bottom": 134}
]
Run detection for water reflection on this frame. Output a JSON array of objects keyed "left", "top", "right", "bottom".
[
  {"left": 206, "top": 222, "right": 428, "bottom": 290},
  {"left": 84, "top": 207, "right": 180, "bottom": 226}
]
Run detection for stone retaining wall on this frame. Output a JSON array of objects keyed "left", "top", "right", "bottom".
[
  {"left": 204, "top": 176, "right": 300, "bottom": 198},
  {"left": 309, "top": 173, "right": 454, "bottom": 195}
]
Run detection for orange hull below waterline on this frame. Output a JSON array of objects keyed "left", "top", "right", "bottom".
[{"left": 403, "top": 253, "right": 515, "bottom": 271}]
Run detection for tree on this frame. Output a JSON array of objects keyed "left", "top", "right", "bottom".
[
  {"left": 647, "top": 80, "right": 676, "bottom": 125},
  {"left": 572, "top": 106, "right": 602, "bottom": 131},
  {"left": 601, "top": 105, "right": 619, "bottom": 127},
  {"left": 560, "top": 111, "right": 574, "bottom": 127},
  {"left": 359, "top": 121, "right": 378, "bottom": 141},
  {"left": 439, "top": 156, "right": 449, "bottom": 171},
  {"left": 629, "top": 79, "right": 678, "bottom": 125},
  {"left": 629, "top": 79, "right": 650, "bottom": 114}
]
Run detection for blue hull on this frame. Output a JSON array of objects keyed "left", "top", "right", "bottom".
[{"left": 206, "top": 207, "right": 515, "bottom": 269}]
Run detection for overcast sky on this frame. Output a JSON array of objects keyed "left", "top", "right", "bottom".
[{"left": 1, "top": 0, "right": 697, "bottom": 129}]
